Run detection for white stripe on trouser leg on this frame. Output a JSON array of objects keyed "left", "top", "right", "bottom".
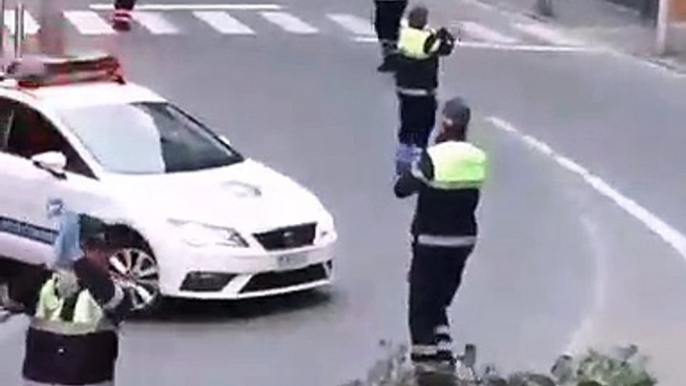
[
  {"left": 434, "top": 325, "right": 451, "bottom": 336},
  {"left": 411, "top": 344, "right": 438, "bottom": 356},
  {"left": 437, "top": 340, "right": 454, "bottom": 352}
]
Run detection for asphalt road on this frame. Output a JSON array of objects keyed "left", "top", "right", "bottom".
[{"left": 2, "top": 0, "right": 686, "bottom": 385}]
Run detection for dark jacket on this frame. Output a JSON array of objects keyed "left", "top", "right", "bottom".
[
  {"left": 0, "top": 259, "right": 135, "bottom": 385},
  {"left": 394, "top": 150, "right": 481, "bottom": 238}
]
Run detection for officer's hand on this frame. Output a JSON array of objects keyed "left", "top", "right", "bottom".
[{"left": 52, "top": 210, "right": 84, "bottom": 269}]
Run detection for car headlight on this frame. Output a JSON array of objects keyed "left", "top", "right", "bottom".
[
  {"left": 316, "top": 213, "right": 336, "bottom": 240},
  {"left": 169, "top": 220, "right": 248, "bottom": 247}
]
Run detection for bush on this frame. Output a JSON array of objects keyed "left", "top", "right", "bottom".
[{"left": 340, "top": 341, "right": 657, "bottom": 386}]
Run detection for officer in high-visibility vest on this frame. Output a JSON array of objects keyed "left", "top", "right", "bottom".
[
  {"left": 373, "top": 0, "right": 408, "bottom": 72},
  {"left": 394, "top": 97, "right": 487, "bottom": 374},
  {"left": 393, "top": 5, "right": 456, "bottom": 176},
  {"left": 0, "top": 211, "right": 137, "bottom": 386}
]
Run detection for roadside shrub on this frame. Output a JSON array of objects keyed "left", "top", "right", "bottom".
[{"left": 340, "top": 341, "right": 657, "bottom": 386}]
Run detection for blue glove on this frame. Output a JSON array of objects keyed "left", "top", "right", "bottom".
[
  {"left": 395, "top": 143, "right": 423, "bottom": 176},
  {"left": 52, "top": 210, "right": 85, "bottom": 269}
]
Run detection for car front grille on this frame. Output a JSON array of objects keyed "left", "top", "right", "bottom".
[
  {"left": 239, "top": 263, "right": 329, "bottom": 293},
  {"left": 253, "top": 223, "right": 316, "bottom": 251}
]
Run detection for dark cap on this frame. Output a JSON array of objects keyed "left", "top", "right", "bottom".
[
  {"left": 442, "top": 97, "right": 471, "bottom": 127},
  {"left": 78, "top": 214, "right": 110, "bottom": 249},
  {"left": 408, "top": 5, "right": 429, "bottom": 28}
]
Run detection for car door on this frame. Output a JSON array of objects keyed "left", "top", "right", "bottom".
[
  {"left": 2, "top": 100, "right": 101, "bottom": 266},
  {"left": 0, "top": 98, "right": 53, "bottom": 265}
]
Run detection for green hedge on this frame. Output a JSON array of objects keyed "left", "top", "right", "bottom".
[{"left": 340, "top": 341, "right": 657, "bottom": 386}]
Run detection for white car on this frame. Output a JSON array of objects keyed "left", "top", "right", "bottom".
[{"left": 0, "top": 54, "right": 337, "bottom": 314}]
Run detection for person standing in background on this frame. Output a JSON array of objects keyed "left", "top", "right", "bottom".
[{"left": 373, "top": 0, "right": 408, "bottom": 72}]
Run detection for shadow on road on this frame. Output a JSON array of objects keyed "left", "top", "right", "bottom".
[{"left": 128, "top": 288, "right": 339, "bottom": 324}]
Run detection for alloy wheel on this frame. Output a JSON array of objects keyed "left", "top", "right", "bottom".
[{"left": 108, "top": 248, "right": 161, "bottom": 312}]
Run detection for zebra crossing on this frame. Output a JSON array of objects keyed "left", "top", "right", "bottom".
[{"left": 1, "top": 8, "right": 586, "bottom": 48}]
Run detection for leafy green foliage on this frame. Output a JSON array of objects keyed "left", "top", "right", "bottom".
[{"left": 339, "top": 341, "right": 657, "bottom": 386}]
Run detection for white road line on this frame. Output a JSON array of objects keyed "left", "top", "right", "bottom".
[
  {"left": 514, "top": 22, "right": 585, "bottom": 46},
  {"left": 354, "top": 36, "right": 598, "bottom": 52},
  {"left": 64, "top": 10, "right": 115, "bottom": 35},
  {"left": 327, "top": 13, "right": 375, "bottom": 36},
  {"left": 460, "top": 0, "right": 497, "bottom": 11},
  {"left": 90, "top": 3, "right": 282, "bottom": 11},
  {"left": 460, "top": 21, "right": 519, "bottom": 44},
  {"left": 260, "top": 11, "right": 318, "bottom": 34},
  {"left": 132, "top": 11, "right": 179, "bottom": 34},
  {"left": 355, "top": 36, "right": 379, "bottom": 43},
  {"left": 193, "top": 11, "right": 255, "bottom": 35},
  {"left": 4, "top": 10, "right": 40, "bottom": 35},
  {"left": 520, "top": 133, "right": 553, "bottom": 155},
  {"left": 486, "top": 116, "right": 686, "bottom": 260},
  {"left": 564, "top": 215, "right": 610, "bottom": 355}
]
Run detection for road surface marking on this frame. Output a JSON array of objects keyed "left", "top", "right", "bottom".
[
  {"left": 194, "top": 11, "right": 255, "bottom": 35},
  {"left": 4, "top": 10, "right": 40, "bottom": 35},
  {"left": 565, "top": 216, "right": 610, "bottom": 355},
  {"left": 64, "top": 11, "right": 115, "bottom": 35},
  {"left": 327, "top": 13, "right": 375, "bottom": 36},
  {"left": 513, "top": 22, "right": 585, "bottom": 46},
  {"left": 460, "top": 21, "right": 519, "bottom": 44},
  {"left": 260, "top": 11, "right": 318, "bottom": 34},
  {"left": 90, "top": 3, "right": 282, "bottom": 11},
  {"left": 132, "top": 11, "right": 180, "bottom": 34},
  {"left": 486, "top": 116, "right": 686, "bottom": 260},
  {"left": 460, "top": 0, "right": 497, "bottom": 11},
  {"left": 354, "top": 36, "right": 597, "bottom": 52}
]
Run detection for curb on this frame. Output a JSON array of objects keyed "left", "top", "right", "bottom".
[{"left": 462, "top": 0, "right": 686, "bottom": 76}]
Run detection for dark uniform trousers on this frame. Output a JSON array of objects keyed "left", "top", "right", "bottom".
[
  {"left": 409, "top": 242, "right": 473, "bottom": 364},
  {"left": 398, "top": 93, "right": 437, "bottom": 149},
  {"left": 374, "top": 0, "right": 408, "bottom": 52}
]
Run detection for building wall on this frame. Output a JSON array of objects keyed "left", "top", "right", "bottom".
[{"left": 672, "top": 0, "right": 686, "bottom": 21}]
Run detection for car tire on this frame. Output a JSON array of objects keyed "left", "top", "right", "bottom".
[{"left": 107, "top": 240, "right": 163, "bottom": 317}]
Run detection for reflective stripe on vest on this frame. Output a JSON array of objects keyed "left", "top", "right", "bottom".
[
  {"left": 33, "top": 273, "right": 111, "bottom": 335},
  {"left": 398, "top": 27, "right": 440, "bottom": 59},
  {"left": 414, "top": 141, "right": 487, "bottom": 190}
]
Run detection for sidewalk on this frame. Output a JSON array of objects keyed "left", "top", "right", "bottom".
[{"left": 472, "top": 0, "right": 686, "bottom": 72}]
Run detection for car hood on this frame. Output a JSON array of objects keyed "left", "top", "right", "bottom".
[{"left": 102, "top": 160, "right": 329, "bottom": 233}]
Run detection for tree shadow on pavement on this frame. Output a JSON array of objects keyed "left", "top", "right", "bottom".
[{"left": 127, "top": 288, "right": 339, "bottom": 324}]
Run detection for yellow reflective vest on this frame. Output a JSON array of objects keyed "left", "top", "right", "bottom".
[
  {"left": 33, "top": 271, "right": 114, "bottom": 333},
  {"left": 407, "top": 140, "right": 487, "bottom": 246},
  {"left": 397, "top": 27, "right": 441, "bottom": 59},
  {"left": 416, "top": 141, "right": 487, "bottom": 190}
]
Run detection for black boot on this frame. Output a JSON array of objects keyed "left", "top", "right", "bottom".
[{"left": 377, "top": 41, "right": 396, "bottom": 73}]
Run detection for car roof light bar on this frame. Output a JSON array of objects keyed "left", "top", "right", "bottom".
[{"left": 3, "top": 53, "right": 125, "bottom": 88}]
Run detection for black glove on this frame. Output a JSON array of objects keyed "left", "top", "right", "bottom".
[{"left": 437, "top": 27, "right": 454, "bottom": 41}]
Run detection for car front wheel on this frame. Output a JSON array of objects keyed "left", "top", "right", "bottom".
[{"left": 108, "top": 246, "right": 162, "bottom": 315}]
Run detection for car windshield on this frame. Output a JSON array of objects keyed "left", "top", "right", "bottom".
[{"left": 57, "top": 101, "right": 244, "bottom": 174}]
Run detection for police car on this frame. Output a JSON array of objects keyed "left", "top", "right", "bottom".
[{"left": 0, "top": 53, "right": 337, "bottom": 314}]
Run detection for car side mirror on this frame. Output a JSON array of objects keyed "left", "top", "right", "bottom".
[
  {"left": 31, "top": 151, "right": 67, "bottom": 178},
  {"left": 219, "top": 135, "right": 231, "bottom": 146}
]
